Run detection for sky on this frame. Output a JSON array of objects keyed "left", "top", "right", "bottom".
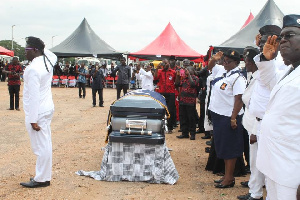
[{"left": 1, "top": 0, "right": 299, "bottom": 55}]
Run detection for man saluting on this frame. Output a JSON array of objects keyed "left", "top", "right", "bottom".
[
  {"left": 255, "top": 15, "right": 300, "bottom": 200},
  {"left": 20, "top": 37, "right": 57, "bottom": 188}
]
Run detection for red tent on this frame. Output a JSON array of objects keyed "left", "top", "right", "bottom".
[
  {"left": 0, "top": 46, "right": 14, "bottom": 57},
  {"left": 129, "top": 22, "right": 202, "bottom": 60},
  {"left": 240, "top": 12, "right": 254, "bottom": 30}
]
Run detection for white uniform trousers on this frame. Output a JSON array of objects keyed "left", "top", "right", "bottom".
[
  {"left": 265, "top": 176, "right": 297, "bottom": 200},
  {"left": 248, "top": 120, "right": 265, "bottom": 199},
  {"left": 25, "top": 110, "right": 53, "bottom": 182}
]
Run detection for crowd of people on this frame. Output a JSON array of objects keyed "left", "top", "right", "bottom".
[{"left": 1, "top": 14, "right": 299, "bottom": 200}]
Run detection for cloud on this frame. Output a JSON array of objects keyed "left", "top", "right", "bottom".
[{"left": 1, "top": 0, "right": 299, "bottom": 56}]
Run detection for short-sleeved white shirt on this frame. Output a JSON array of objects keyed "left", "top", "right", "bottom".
[{"left": 209, "top": 66, "right": 246, "bottom": 117}]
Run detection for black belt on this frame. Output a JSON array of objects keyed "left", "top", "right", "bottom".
[{"left": 256, "top": 117, "right": 262, "bottom": 121}]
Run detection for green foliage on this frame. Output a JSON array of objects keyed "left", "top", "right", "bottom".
[
  {"left": 0, "top": 40, "right": 26, "bottom": 61},
  {"left": 64, "top": 57, "right": 75, "bottom": 65}
]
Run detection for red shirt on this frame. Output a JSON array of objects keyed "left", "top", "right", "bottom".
[
  {"left": 155, "top": 68, "right": 176, "bottom": 93},
  {"left": 6, "top": 64, "right": 22, "bottom": 86},
  {"left": 177, "top": 75, "right": 199, "bottom": 106}
]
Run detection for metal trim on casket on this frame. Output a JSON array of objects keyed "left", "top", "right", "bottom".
[{"left": 108, "top": 91, "right": 167, "bottom": 144}]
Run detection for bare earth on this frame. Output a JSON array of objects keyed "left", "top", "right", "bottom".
[{"left": 0, "top": 82, "right": 253, "bottom": 200}]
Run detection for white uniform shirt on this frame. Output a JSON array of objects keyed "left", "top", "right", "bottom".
[
  {"left": 23, "top": 49, "right": 57, "bottom": 123},
  {"left": 242, "top": 70, "right": 259, "bottom": 133},
  {"left": 135, "top": 68, "right": 154, "bottom": 91},
  {"left": 249, "top": 53, "right": 287, "bottom": 120},
  {"left": 255, "top": 56, "right": 300, "bottom": 189},
  {"left": 209, "top": 66, "right": 246, "bottom": 117}
]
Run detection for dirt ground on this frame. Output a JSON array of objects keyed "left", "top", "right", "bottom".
[{"left": 0, "top": 82, "right": 253, "bottom": 200}]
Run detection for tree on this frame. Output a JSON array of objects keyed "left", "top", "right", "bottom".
[{"left": 0, "top": 40, "right": 26, "bottom": 61}]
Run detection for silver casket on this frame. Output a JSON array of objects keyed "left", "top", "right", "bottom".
[{"left": 107, "top": 90, "right": 169, "bottom": 144}]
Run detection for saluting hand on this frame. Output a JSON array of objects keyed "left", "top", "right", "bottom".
[
  {"left": 212, "top": 51, "right": 223, "bottom": 61},
  {"left": 263, "top": 35, "right": 280, "bottom": 60},
  {"left": 255, "top": 33, "right": 262, "bottom": 47}
]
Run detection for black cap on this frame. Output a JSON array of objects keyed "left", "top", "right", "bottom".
[
  {"left": 244, "top": 47, "right": 260, "bottom": 61},
  {"left": 223, "top": 49, "right": 240, "bottom": 61},
  {"left": 283, "top": 14, "right": 300, "bottom": 28},
  {"left": 25, "top": 36, "right": 45, "bottom": 50},
  {"left": 259, "top": 25, "right": 282, "bottom": 36}
]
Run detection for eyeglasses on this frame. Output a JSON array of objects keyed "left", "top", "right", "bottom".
[
  {"left": 25, "top": 47, "right": 37, "bottom": 51},
  {"left": 276, "top": 33, "right": 299, "bottom": 41}
]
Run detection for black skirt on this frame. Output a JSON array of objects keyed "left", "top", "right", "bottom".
[{"left": 211, "top": 111, "right": 244, "bottom": 159}]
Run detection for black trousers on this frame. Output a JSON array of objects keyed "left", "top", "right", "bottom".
[
  {"left": 179, "top": 104, "right": 197, "bottom": 136},
  {"left": 78, "top": 82, "right": 86, "bottom": 97},
  {"left": 116, "top": 84, "right": 129, "bottom": 99},
  {"left": 8, "top": 85, "right": 20, "bottom": 109},
  {"left": 161, "top": 93, "right": 175, "bottom": 130},
  {"left": 92, "top": 88, "right": 103, "bottom": 106},
  {"left": 198, "top": 100, "right": 205, "bottom": 131}
]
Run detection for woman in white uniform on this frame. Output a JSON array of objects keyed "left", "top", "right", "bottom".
[{"left": 208, "top": 49, "right": 246, "bottom": 188}]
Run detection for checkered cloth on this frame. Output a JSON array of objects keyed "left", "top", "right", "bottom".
[{"left": 76, "top": 142, "right": 179, "bottom": 184}]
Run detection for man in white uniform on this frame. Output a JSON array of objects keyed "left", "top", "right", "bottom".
[
  {"left": 255, "top": 15, "right": 300, "bottom": 200},
  {"left": 20, "top": 37, "right": 57, "bottom": 188},
  {"left": 238, "top": 26, "right": 284, "bottom": 200},
  {"left": 136, "top": 64, "right": 154, "bottom": 91}
]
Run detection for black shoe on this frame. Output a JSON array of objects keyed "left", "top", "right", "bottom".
[
  {"left": 206, "top": 141, "right": 212, "bottom": 146},
  {"left": 99, "top": 104, "right": 104, "bottom": 107},
  {"left": 205, "top": 147, "right": 210, "bottom": 153},
  {"left": 214, "top": 179, "right": 224, "bottom": 183},
  {"left": 7, "top": 108, "right": 14, "bottom": 110},
  {"left": 176, "top": 135, "right": 189, "bottom": 139},
  {"left": 83, "top": 96, "right": 85, "bottom": 99},
  {"left": 79, "top": 96, "right": 82, "bottom": 98},
  {"left": 245, "top": 165, "right": 251, "bottom": 174},
  {"left": 248, "top": 197, "right": 263, "bottom": 200},
  {"left": 190, "top": 135, "right": 195, "bottom": 140},
  {"left": 215, "top": 180, "right": 235, "bottom": 188},
  {"left": 93, "top": 105, "right": 96, "bottom": 107},
  {"left": 240, "top": 181, "right": 249, "bottom": 188},
  {"left": 237, "top": 193, "right": 251, "bottom": 200},
  {"left": 196, "top": 128, "right": 204, "bottom": 134},
  {"left": 20, "top": 179, "right": 50, "bottom": 188},
  {"left": 201, "top": 135, "right": 211, "bottom": 139}
]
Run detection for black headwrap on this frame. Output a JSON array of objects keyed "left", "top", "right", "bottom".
[
  {"left": 25, "top": 36, "right": 52, "bottom": 73},
  {"left": 25, "top": 36, "right": 45, "bottom": 51}
]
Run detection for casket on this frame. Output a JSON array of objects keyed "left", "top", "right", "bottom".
[{"left": 107, "top": 90, "right": 169, "bottom": 144}]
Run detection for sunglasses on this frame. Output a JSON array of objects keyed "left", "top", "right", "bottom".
[
  {"left": 25, "top": 47, "right": 37, "bottom": 51},
  {"left": 276, "top": 33, "right": 299, "bottom": 41}
]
